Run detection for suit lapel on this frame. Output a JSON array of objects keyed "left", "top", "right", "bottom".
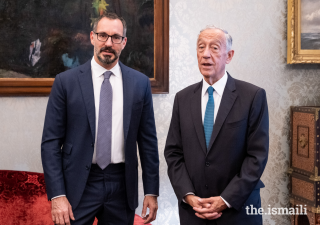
[
  {"left": 77, "top": 61, "right": 96, "bottom": 141},
  {"left": 191, "top": 81, "right": 207, "bottom": 155},
  {"left": 119, "top": 62, "right": 134, "bottom": 141},
  {"left": 207, "top": 74, "right": 238, "bottom": 152}
]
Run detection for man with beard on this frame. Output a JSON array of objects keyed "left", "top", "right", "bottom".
[{"left": 41, "top": 13, "right": 159, "bottom": 225}]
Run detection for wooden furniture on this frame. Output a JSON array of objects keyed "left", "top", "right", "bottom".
[{"left": 289, "top": 106, "right": 320, "bottom": 225}]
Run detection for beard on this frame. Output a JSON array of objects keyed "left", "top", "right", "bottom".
[{"left": 96, "top": 46, "right": 120, "bottom": 65}]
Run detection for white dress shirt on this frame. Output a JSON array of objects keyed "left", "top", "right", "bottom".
[
  {"left": 92, "top": 58, "right": 157, "bottom": 198},
  {"left": 201, "top": 71, "right": 227, "bottom": 124},
  {"left": 51, "top": 58, "right": 125, "bottom": 200},
  {"left": 91, "top": 57, "right": 125, "bottom": 164},
  {"left": 184, "top": 71, "right": 231, "bottom": 208},
  {"left": 52, "top": 58, "right": 157, "bottom": 200}
]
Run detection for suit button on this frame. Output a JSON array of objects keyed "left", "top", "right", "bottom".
[
  {"left": 91, "top": 143, "right": 94, "bottom": 147},
  {"left": 86, "top": 165, "right": 90, "bottom": 170},
  {"left": 205, "top": 162, "right": 210, "bottom": 167},
  {"left": 205, "top": 184, "right": 208, "bottom": 189}
]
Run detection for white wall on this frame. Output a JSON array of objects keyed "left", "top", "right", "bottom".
[{"left": 1, "top": 0, "right": 320, "bottom": 224}]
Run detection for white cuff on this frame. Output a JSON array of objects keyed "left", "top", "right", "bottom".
[
  {"left": 51, "top": 195, "right": 66, "bottom": 200},
  {"left": 220, "top": 196, "right": 231, "bottom": 208},
  {"left": 183, "top": 192, "right": 195, "bottom": 203}
]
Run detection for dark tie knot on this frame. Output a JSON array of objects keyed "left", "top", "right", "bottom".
[
  {"left": 207, "top": 86, "right": 214, "bottom": 96},
  {"left": 103, "top": 71, "right": 113, "bottom": 80}
]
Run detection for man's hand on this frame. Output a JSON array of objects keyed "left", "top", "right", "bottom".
[
  {"left": 185, "top": 195, "right": 207, "bottom": 208},
  {"left": 185, "top": 195, "right": 221, "bottom": 220},
  {"left": 141, "top": 196, "right": 158, "bottom": 224},
  {"left": 51, "top": 196, "right": 75, "bottom": 225},
  {"left": 193, "top": 196, "right": 227, "bottom": 220}
]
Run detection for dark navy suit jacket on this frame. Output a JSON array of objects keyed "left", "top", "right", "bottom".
[
  {"left": 41, "top": 60, "right": 159, "bottom": 211},
  {"left": 164, "top": 74, "right": 269, "bottom": 225}
]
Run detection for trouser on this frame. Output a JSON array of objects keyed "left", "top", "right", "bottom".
[{"left": 70, "top": 163, "right": 135, "bottom": 225}]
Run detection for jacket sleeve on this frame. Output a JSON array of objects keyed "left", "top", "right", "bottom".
[
  {"left": 220, "top": 88, "right": 269, "bottom": 210},
  {"left": 41, "top": 74, "right": 67, "bottom": 200},
  {"left": 164, "top": 93, "right": 196, "bottom": 205},
  {"left": 137, "top": 78, "right": 159, "bottom": 196}
]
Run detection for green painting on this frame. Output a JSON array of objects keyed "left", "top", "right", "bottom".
[{"left": 0, "top": 0, "right": 154, "bottom": 78}]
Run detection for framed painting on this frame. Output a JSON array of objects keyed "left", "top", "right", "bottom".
[
  {"left": 0, "top": 0, "right": 168, "bottom": 95},
  {"left": 287, "top": 0, "right": 320, "bottom": 64}
]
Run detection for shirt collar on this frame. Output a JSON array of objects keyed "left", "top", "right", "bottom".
[
  {"left": 202, "top": 71, "right": 228, "bottom": 97},
  {"left": 91, "top": 57, "right": 121, "bottom": 78}
]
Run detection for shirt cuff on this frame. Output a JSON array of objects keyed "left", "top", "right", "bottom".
[
  {"left": 145, "top": 194, "right": 158, "bottom": 197},
  {"left": 220, "top": 196, "right": 231, "bottom": 208},
  {"left": 183, "top": 192, "right": 195, "bottom": 203},
  {"left": 51, "top": 195, "right": 66, "bottom": 200}
]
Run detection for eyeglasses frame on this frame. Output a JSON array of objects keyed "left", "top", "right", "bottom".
[{"left": 93, "top": 31, "right": 125, "bottom": 44}]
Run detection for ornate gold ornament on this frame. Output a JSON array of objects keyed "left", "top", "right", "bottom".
[
  {"left": 312, "top": 206, "right": 320, "bottom": 214},
  {"left": 299, "top": 134, "right": 308, "bottom": 148},
  {"left": 316, "top": 109, "right": 320, "bottom": 122},
  {"left": 310, "top": 167, "right": 320, "bottom": 182}
]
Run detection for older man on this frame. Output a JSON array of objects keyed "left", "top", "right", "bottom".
[
  {"left": 164, "top": 26, "right": 269, "bottom": 225},
  {"left": 41, "top": 13, "right": 159, "bottom": 225}
]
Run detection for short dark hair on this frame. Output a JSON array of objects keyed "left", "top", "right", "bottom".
[{"left": 92, "top": 12, "right": 127, "bottom": 37}]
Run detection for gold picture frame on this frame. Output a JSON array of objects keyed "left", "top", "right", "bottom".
[{"left": 287, "top": 0, "right": 320, "bottom": 64}]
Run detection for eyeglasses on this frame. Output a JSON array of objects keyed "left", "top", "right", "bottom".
[{"left": 93, "top": 32, "right": 125, "bottom": 44}]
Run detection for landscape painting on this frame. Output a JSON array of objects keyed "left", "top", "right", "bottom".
[
  {"left": 0, "top": 0, "right": 154, "bottom": 79},
  {"left": 300, "top": 0, "right": 320, "bottom": 50}
]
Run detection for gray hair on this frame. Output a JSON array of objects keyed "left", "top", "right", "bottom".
[
  {"left": 92, "top": 12, "right": 127, "bottom": 37},
  {"left": 198, "top": 25, "right": 233, "bottom": 52}
]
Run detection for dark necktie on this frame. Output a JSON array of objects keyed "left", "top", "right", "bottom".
[
  {"left": 96, "top": 71, "right": 113, "bottom": 170},
  {"left": 204, "top": 86, "right": 215, "bottom": 149}
]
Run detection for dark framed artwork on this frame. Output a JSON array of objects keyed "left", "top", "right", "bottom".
[
  {"left": 287, "top": 0, "right": 320, "bottom": 64},
  {"left": 0, "top": 0, "right": 169, "bottom": 95}
]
